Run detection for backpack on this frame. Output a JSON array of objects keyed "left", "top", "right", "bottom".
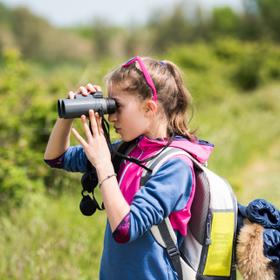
[{"left": 113, "top": 142, "right": 238, "bottom": 280}]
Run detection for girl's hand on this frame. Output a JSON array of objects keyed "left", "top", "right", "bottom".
[
  {"left": 71, "top": 109, "right": 111, "bottom": 170},
  {"left": 67, "top": 83, "right": 102, "bottom": 99}
]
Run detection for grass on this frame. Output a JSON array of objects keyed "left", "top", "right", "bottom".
[
  {"left": 237, "top": 138, "right": 280, "bottom": 208},
  {"left": 0, "top": 192, "right": 106, "bottom": 280},
  {"left": 192, "top": 83, "right": 280, "bottom": 182}
]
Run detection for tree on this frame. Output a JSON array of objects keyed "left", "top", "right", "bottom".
[
  {"left": 242, "top": 0, "right": 280, "bottom": 41},
  {"left": 210, "top": 7, "right": 240, "bottom": 38},
  {"left": 148, "top": 3, "right": 192, "bottom": 52},
  {"left": 255, "top": 0, "right": 280, "bottom": 41}
]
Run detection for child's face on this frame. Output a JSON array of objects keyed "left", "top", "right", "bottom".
[{"left": 108, "top": 85, "right": 150, "bottom": 141}]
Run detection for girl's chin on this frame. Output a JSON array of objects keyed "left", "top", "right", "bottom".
[
  {"left": 120, "top": 134, "right": 136, "bottom": 142},
  {"left": 117, "top": 131, "right": 141, "bottom": 142}
]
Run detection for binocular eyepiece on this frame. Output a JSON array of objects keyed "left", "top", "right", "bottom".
[{"left": 58, "top": 91, "right": 116, "bottom": 119}]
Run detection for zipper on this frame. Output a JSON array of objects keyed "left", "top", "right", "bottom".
[
  {"left": 198, "top": 212, "right": 212, "bottom": 275},
  {"left": 205, "top": 212, "right": 212, "bottom": 246}
]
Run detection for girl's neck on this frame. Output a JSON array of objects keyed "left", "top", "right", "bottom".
[{"left": 145, "top": 120, "right": 168, "bottom": 140}]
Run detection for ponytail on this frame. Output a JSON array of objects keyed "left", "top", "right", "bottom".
[{"left": 160, "top": 60, "right": 196, "bottom": 141}]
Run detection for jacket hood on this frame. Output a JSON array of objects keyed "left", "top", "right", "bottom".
[{"left": 137, "top": 135, "right": 214, "bottom": 165}]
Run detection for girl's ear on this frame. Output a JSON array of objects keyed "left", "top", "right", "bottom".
[{"left": 144, "top": 100, "right": 158, "bottom": 115}]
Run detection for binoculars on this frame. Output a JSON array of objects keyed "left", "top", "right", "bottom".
[{"left": 58, "top": 91, "right": 116, "bottom": 119}]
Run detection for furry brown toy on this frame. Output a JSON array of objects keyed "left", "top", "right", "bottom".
[{"left": 236, "top": 219, "right": 276, "bottom": 280}]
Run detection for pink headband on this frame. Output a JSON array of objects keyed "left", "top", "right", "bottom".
[{"left": 122, "top": 56, "right": 158, "bottom": 102}]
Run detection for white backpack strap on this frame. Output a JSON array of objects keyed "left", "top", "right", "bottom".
[
  {"left": 150, "top": 218, "right": 177, "bottom": 247},
  {"left": 153, "top": 218, "right": 184, "bottom": 280},
  {"left": 141, "top": 147, "right": 192, "bottom": 185}
]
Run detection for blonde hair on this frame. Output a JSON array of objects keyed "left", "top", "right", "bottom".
[{"left": 105, "top": 57, "right": 195, "bottom": 141}]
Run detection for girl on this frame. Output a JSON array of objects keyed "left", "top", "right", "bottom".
[{"left": 44, "top": 56, "right": 213, "bottom": 280}]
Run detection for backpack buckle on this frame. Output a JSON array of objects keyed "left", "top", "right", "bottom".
[{"left": 167, "top": 247, "right": 180, "bottom": 258}]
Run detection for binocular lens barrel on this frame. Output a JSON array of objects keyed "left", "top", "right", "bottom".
[{"left": 58, "top": 95, "right": 116, "bottom": 119}]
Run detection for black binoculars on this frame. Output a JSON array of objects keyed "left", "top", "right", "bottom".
[{"left": 58, "top": 91, "right": 116, "bottom": 119}]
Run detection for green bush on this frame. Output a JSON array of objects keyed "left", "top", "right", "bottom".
[
  {"left": 213, "top": 38, "right": 244, "bottom": 61},
  {"left": 263, "top": 46, "right": 280, "bottom": 80},
  {"left": 167, "top": 44, "right": 216, "bottom": 72},
  {"left": 232, "top": 55, "right": 262, "bottom": 91}
]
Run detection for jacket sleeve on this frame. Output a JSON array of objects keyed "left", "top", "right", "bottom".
[
  {"left": 47, "top": 140, "right": 122, "bottom": 173},
  {"left": 63, "top": 145, "right": 88, "bottom": 172},
  {"left": 63, "top": 141, "right": 120, "bottom": 173},
  {"left": 128, "top": 157, "right": 193, "bottom": 242}
]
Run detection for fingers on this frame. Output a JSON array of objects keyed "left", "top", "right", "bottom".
[
  {"left": 68, "top": 91, "right": 75, "bottom": 99},
  {"left": 71, "top": 113, "right": 96, "bottom": 146},
  {"left": 94, "top": 111, "right": 104, "bottom": 135},
  {"left": 85, "top": 83, "right": 95, "bottom": 93},
  {"left": 74, "top": 111, "right": 102, "bottom": 142},
  {"left": 79, "top": 83, "right": 102, "bottom": 96},
  {"left": 71, "top": 128, "right": 88, "bottom": 147},
  {"left": 81, "top": 114, "right": 94, "bottom": 142},
  {"left": 89, "top": 110, "right": 99, "bottom": 136},
  {"left": 67, "top": 83, "right": 102, "bottom": 98},
  {"left": 93, "top": 84, "right": 102, "bottom": 92},
  {"left": 78, "top": 86, "right": 89, "bottom": 96},
  {"left": 86, "top": 83, "right": 102, "bottom": 92},
  {"left": 72, "top": 111, "right": 103, "bottom": 148}
]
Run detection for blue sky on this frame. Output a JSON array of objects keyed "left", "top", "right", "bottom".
[{"left": 0, "top": 0, "right": 243, "bottom": 27}]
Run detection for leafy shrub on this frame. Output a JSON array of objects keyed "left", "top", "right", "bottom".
[
  {"left": 0, "top": 49, "right": 83, "bottom": 208},
  {"left": 232, "top": 55, "right": 262, "bottom": 91},
  {"left": 213, "top": 38, "right": 244, "bottom": 61},
  {"left": 263, "top": 46, "right": 280, "bottom": 80},
  {"left": 167, "top": 44, "right": 216, "bottom": 72}
]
